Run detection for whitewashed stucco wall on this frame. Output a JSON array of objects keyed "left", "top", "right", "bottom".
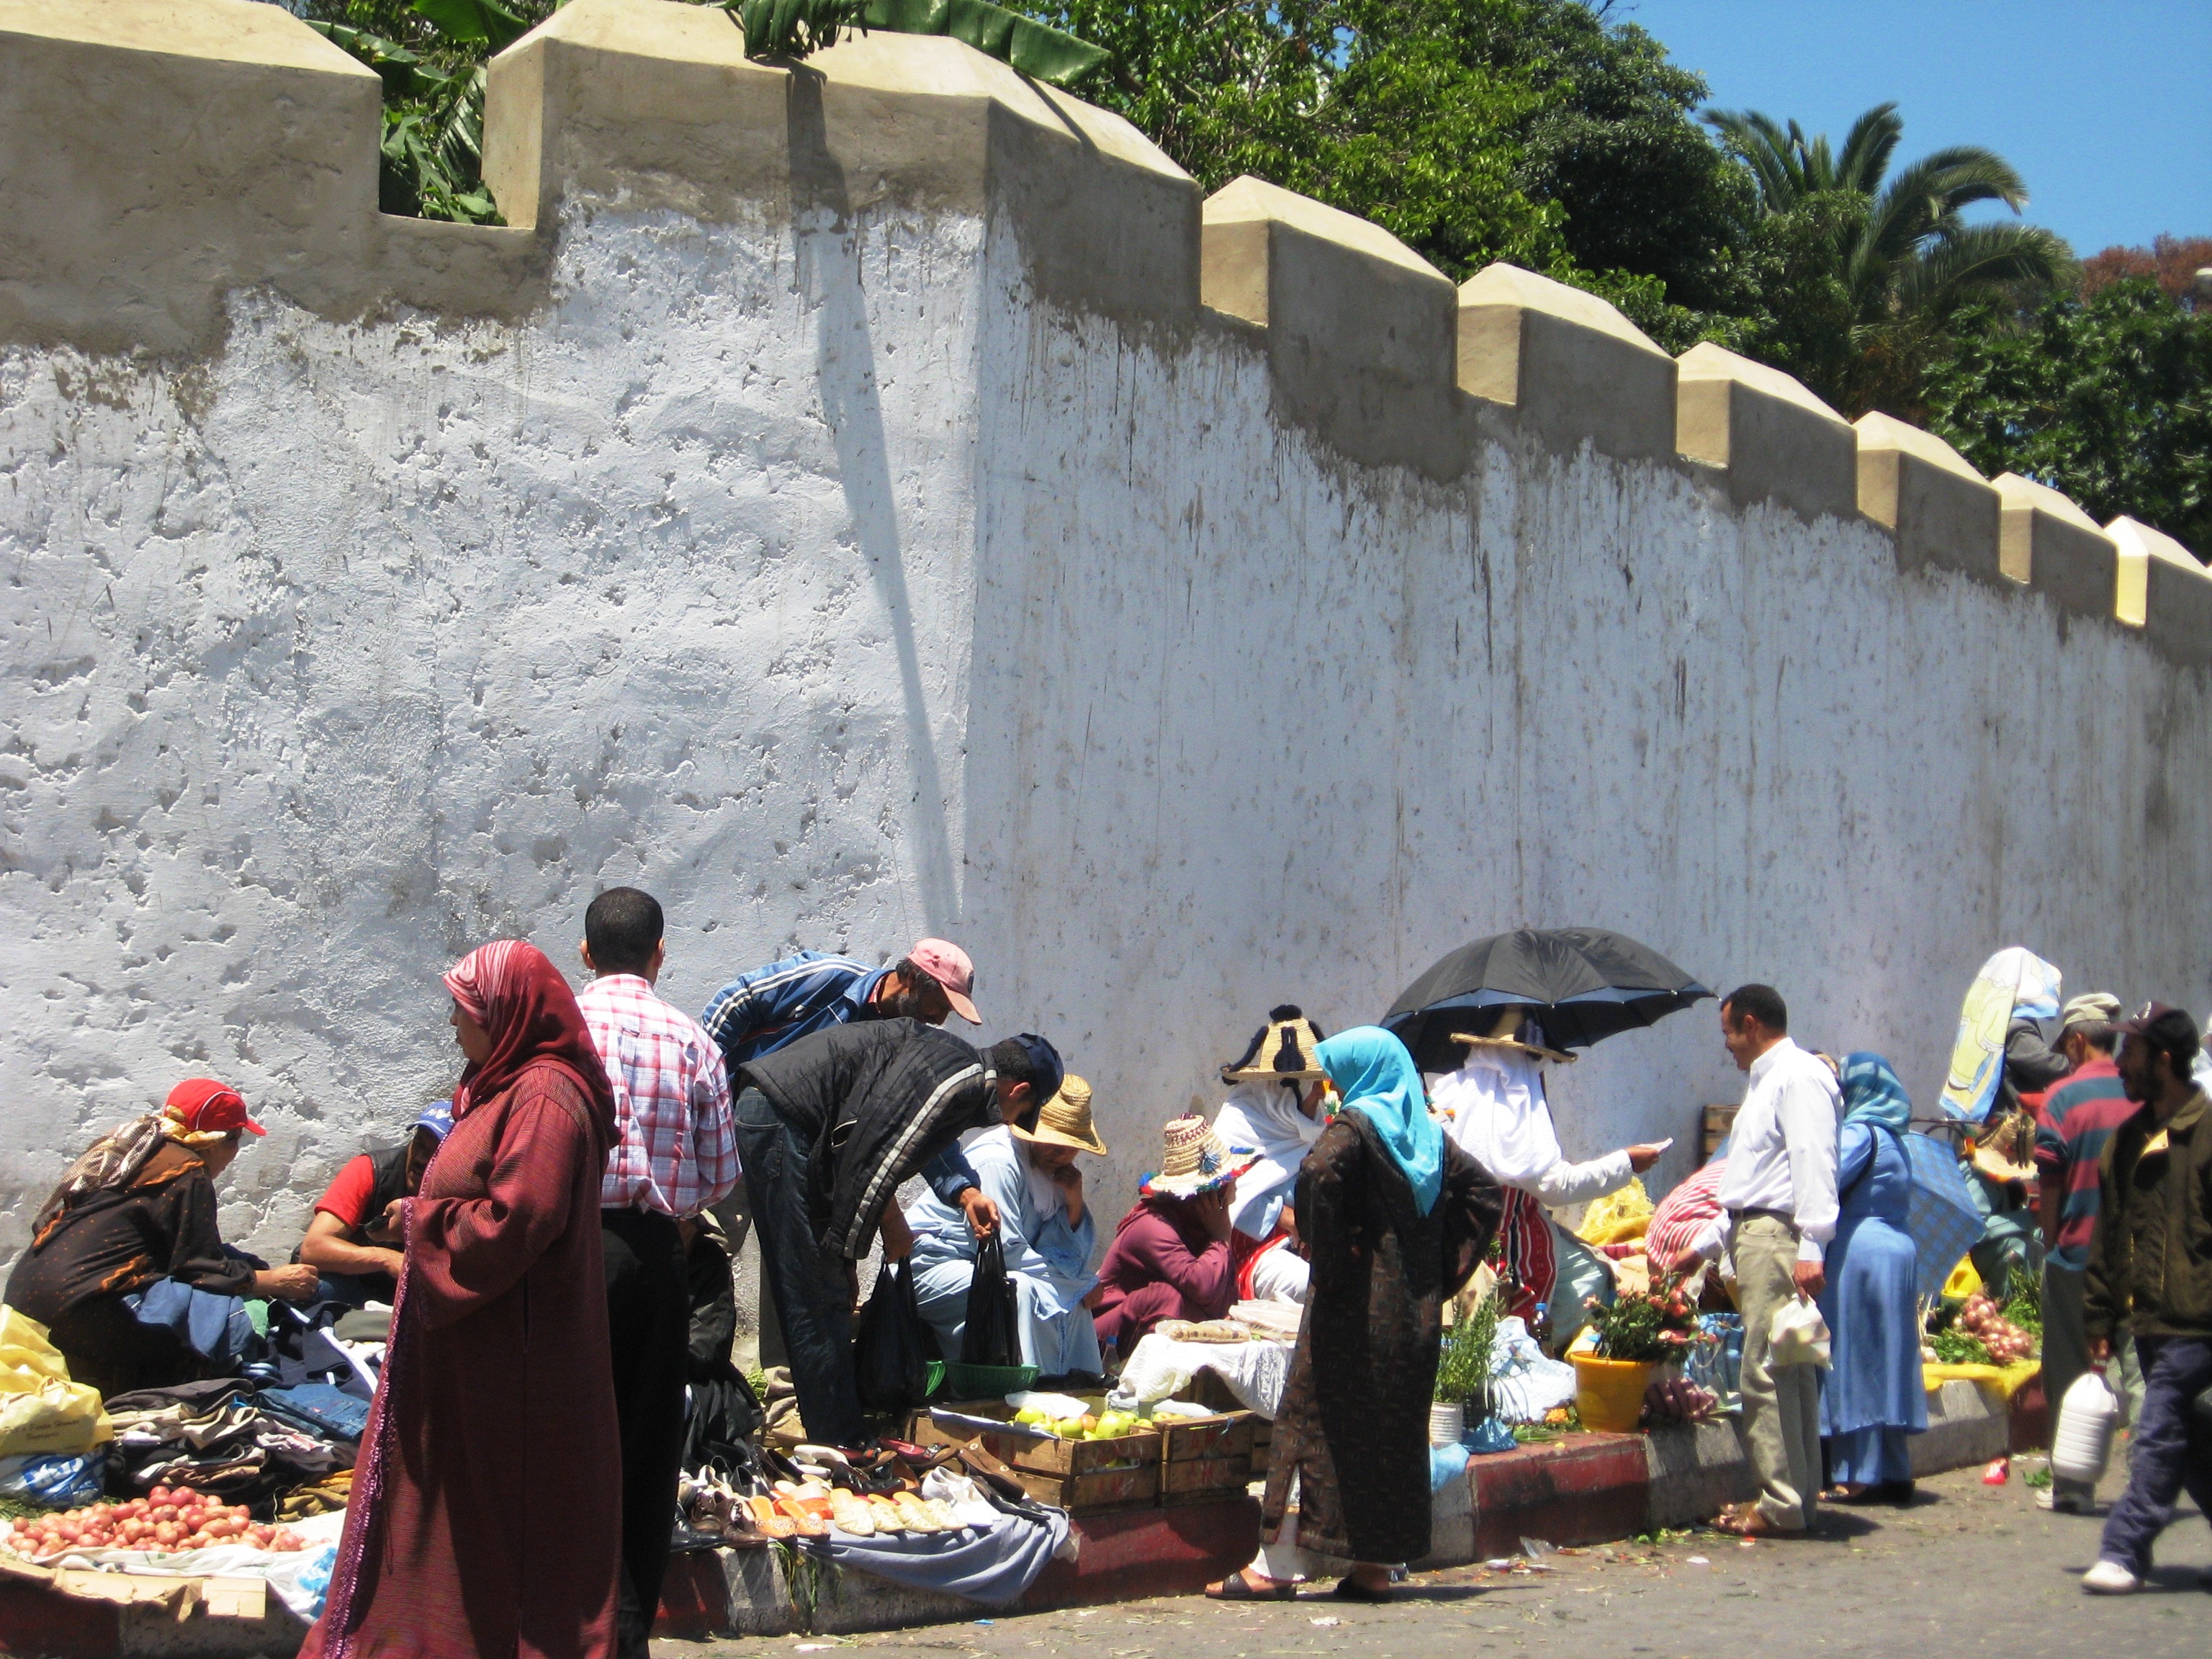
[{"left": 4, "top": 181, "right": 2211, "bottom": 1270}]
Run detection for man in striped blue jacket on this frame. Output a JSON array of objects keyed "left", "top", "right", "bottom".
[{"left": 701, "top": 940, "right": 1002, "bottom": 1239}]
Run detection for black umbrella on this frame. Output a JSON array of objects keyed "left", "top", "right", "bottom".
[{"left": 1382, "top": 927, "right": 1713, "bottom": 1072}]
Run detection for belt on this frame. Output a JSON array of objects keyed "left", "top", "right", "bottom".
[{"left": 1728, "top": 1207, "right": 1793, "bottom": 1226}]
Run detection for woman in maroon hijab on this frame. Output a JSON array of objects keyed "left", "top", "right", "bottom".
[{"left": 302, "top": 941, "right": 621, "bottom": 1659}]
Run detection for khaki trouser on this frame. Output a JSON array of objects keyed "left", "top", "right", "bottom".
[{"left": 1732, "top": 1213, "right": 1822, "bottom": 1530}]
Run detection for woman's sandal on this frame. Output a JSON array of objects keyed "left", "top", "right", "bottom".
[{"left": 1205, "top": 1570, "right": 1298, "bottom": 1601}]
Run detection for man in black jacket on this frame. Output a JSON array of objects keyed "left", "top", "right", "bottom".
[
  {"left": 733, "top": 1020, "right": 1058, "bottom": 1445},
  {"left": 2080, "top": 1004, "right": 2212, "bottom": 1594}
]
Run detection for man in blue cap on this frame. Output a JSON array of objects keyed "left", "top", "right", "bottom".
[{"left": 295, "top": 1102, "right": 453, "bottom": 1303}]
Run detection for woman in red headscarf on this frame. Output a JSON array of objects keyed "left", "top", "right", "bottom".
[
  {"left": 6, "top": 1079, "right": 318, "bottom": 1395},
  {"left": 302, "top": 941, "right": 622, "bottom": 1659}
]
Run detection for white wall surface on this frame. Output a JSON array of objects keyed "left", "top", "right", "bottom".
[{"left": 4, "top": 185, "right": 2209, "bottom": 1272}]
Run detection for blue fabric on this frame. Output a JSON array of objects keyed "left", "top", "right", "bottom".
[
  {"left": 818, "top": 1506, "right": 1068, "bottom": 1606},
  {"left": 1429, "top": 1442, "right": 1470, "bottom": 1491},
  {"left": 1827, "top": 1425, "right": 1912, "bottom": 1485},
  {"left": 1316, "top": 1027, "right": 1440, "bottom": 1217},
  {"left": 1840, "top": 1053, "right": 1912, "bottom": 1133},
  {"left": 1465, "top": 1416, "right": 1517, "bottom": 1455},
  {"left": 907, "top": 1128, "right": 1101, "bottom": 1373},
  {"left": 698, "top": 952, "right": 978, "bottom": 1200},
  {"left": 256, "top": 1382, "right": 372, "bottom": 1444},
  {"left": 1899, "top": 1131, "right": 1983, "bottom": 1303},
  {"left": 1817, "top": 1123, "right": 1928, "bottom": 1440},
  {"left": 124, "top": 1277, "right": 254, "bottom": 1367}
]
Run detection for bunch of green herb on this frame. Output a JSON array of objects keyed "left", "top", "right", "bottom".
[
  {"left": 1435, "top": 1287, "right": 1502, "bottom": 1406},
  {"left": 2000, "top": 1274, "right": 2043, "bottom": 1337},
  {"left": 1930, "top": 1326, "right": 1991, "bottom": 1366}
]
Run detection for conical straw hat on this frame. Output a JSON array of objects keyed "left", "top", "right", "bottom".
[{"left": 1011, "top": 1076, "right": 1108, "bottom": 1156}]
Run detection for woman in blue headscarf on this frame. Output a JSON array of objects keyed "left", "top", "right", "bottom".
[
  {"left": 1208, "top": 1027, "right": 1501, "bottom": 1602},
  {"left": 1818, "top": 1053, "right": 1928, "bottom": 1504}
]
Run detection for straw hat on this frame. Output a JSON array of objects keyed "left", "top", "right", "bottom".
[
  {"left": 1011, "top": 1076, "right": 1108, "bottom": 1156},
  {"left": 1221, "top": 1004, "right": 1329, "bottom": 1083},
  {"left": 1449, "top": 1004, "right": 1575, "bottom": 1066},
  {"left": 1140, "top": 1115, "right": 1253, "bottom": 1199}
]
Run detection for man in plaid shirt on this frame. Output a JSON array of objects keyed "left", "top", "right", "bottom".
[{"left": 577, "top": 887, "right": 737, "bottom": 1659}]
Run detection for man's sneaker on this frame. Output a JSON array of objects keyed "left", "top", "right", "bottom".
[
  {"left": 2082, "top": 1560, "right": 2141, "bottom": 1595},
  {"left": 2036, "top": 1486, "right": 2092, "bottom": 1514}
]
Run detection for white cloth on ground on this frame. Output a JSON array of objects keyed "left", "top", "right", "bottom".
[
  {"left": 1213, "top": 1078, "right": 1324, "bottom": 1239},
  {"left": 1432, "top": 1048, "right": 1635, "bottom": 1207},
  {"left": 1113, "top": 1329, "right": 1293, "bottom": 1418},
  {"left": 1485, "top": 1316, "right": 1579, "bottom": 1423},
  {"left": 1691, "top": 1037, "right": 1843, "bottom": 1266}
]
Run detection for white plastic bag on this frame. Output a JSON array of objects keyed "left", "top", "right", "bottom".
[{"left": 1768, "top": 1297, "right": 1831, "bottom": 1368}]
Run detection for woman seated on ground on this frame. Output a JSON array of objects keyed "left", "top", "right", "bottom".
[
  {"left": 293, "top": 1101, "right": 452, "bottom": 1305},
  {"left": 1213, "top": 1006, "right": 1329, "bottom": 1304},
  {"left": 1090, "top": 1116, "right": 1249, "bottom": 1356},
  {"left": 904, "top": 1077, "right": 1107, "bottom": 1382},
  {"left": 5, "top": 1080, "right": 318, "bottom": 1395}
]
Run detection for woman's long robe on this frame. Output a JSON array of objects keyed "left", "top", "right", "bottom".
[
  {"left": 301, "top": 1061, "right": 620, "bottom": 1659},
  {"left": 1817, "top": 1121, "right": 1928, "bottom": 1442},
  {"left": 1262, "top": 1115, "right": 1501, "bottom": 1564}
]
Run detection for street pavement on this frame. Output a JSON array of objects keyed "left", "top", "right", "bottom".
[{"left": 669, "top": 1460, "right": 2210, "bottom": 1659}]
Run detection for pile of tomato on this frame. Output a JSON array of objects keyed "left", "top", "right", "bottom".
[{"left": 4, "top": 1485, "right": 305, "bottom": 1557}]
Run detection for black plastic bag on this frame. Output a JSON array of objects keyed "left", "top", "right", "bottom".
[
  {"left": 853, "top": 1256, "right": 941, "bottom": 1413},
  {"left": 961, "top": 1233, "right": 1022, "bottom": 1367}
]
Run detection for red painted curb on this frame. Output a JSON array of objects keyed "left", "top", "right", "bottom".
[
  {"left": 1467, "top": 1434, "right": 1650, "bottom": 1559},
  {"left": 1025, "top": 1497, "right": 1261, "bottom": 1607}
]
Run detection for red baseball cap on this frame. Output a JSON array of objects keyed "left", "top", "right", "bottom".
[
  {"left": 907, "top": 938, "right": 981, "bottom": 1025},
  {"left": 164, "top": 1079, "right": 266, "bottom": 1137}
]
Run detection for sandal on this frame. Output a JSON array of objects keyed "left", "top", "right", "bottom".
[
  {"left": 1205, "top": 1570, "right": 1296, "bottom": 1601},
  {"left": 1333, "top": 1577, "right": 1393, "bottom": 1602}
]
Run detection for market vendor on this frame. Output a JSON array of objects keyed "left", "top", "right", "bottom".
[
  {"left": 1430, "top": 1007, "right": 1663, "bottom": 1352},
  {"left": 732, "top": 1023, "right": 1053, "bottom": 1447},
  {"left": 1091, "top": 1116, "right": 1251, "bottom": 1356},
  {"left": 906, "top": 1076, "right": 1108, "bottom": 1380},
  {"left": 1213, "top": 1006, "right": 1329, "bottom": 1304},
  {"left": 4, "top": 1079, "right": 318, "bottom": 1395},
  {"left": 293, "top": 1101, "right": 454, "bottom": 1304}
]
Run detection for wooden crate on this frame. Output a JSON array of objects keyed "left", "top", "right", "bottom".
[
  {"left": 1156, "top": 1411, "right": 1256, "bottom": 1463},
  {"left": 1248, "top": 1420, "right": 1272, "bottom": 1478},
  {"left": 976, "top": 1421, "right": 1163, "bottom": 1516},
  {"left": 1701, "top": 1102, "right": 1738, "bottom": 1161},
  {"left": 1159, "top": 1451, "right": 1253, "bottom": 1503}
]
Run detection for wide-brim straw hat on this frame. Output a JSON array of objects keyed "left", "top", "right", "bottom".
[
  {"left": 1011, "top": 1075, "right": 1108, "bottom": 1156},
  {"left": 1450, "top": 1004, "right": 1575, "bottom": 1066},
  {"left": 1140, "top": 1113, "right": 1255, "bottom": 1198},
  {"left": 1222, "top": 1004, "right": 1328, "bottom": 1082}
]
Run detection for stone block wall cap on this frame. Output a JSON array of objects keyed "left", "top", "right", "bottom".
[
  {"left": 1675, "top": 341, "right": 1846, "bottom": 425},
  {"left": 1457, "top": 263, "right": 1667, "bottom": 358},
  {"left": 0, "top": 0, "right": 377, "bottom": 75},
  {"left": 2108, "top": 516, "right": 2206, "bottom": 572},
  {"left": 523, "top": 0, "right": 1187, "bottom": 185},
  {"left": 1853, "top": 411, "right": 1984, "bottom": 482},
  {"left": 1203, "top": 176, "right": 1444, "bottom": 281},
  {"left": 1992, "top": 473, "right": 2104, "bottom": 535}
]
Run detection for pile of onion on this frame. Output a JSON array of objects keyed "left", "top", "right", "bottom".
[
  {"left": 1956, "top": 1292, "right": 2036, "bottom": 1364},
  {"left": 3, "top": 1485, "right": 305, "bottom": 1557}
]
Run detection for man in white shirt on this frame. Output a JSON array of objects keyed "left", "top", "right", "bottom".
[{"left": 1670, "top": 984, "right": 1840, "bottom": 1539}]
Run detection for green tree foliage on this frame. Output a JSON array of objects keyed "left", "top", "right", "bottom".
[
  {"left": 1924, "top": 279, "right": 2212, "bottom": 559},
  {"left": 1705, "top": 102, "right": 2069, "bottom": 418}
]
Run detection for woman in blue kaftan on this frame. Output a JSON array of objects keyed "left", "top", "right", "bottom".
[{"left": 1817, "top": 1053, "right": 1928, "bottom": 1501}]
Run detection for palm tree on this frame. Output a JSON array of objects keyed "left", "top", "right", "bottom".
[{"left": 1703, "top": 102, "right": 2069, "bottom": 416}]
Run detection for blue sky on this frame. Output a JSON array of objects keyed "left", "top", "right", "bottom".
[{"left": 1628, "top": 0, "right": 2211, "bottom": 256}]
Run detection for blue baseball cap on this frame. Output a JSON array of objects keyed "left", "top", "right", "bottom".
[
  {"left": 413, "top": 1100, "right": 454, "bottom": 1141},
  {"left": 1007, "top": 1033, "right": 1064, "bottom": 1108}
]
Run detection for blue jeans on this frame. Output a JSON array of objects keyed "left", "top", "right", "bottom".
[{"left": 2097, "top": 1336, "right": 2212, "bottom": 1575}]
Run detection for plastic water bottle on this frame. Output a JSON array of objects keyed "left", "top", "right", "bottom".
[{"left": 2051, "top": 1370, "right": 2119, "bottom": 1486}]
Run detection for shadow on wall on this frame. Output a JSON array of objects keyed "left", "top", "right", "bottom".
[{"left": 788, "top": 70, "right": 958, "bottom": 930}]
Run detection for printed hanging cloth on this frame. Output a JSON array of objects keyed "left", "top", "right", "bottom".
[{"left": 1938, "top": 948, "right": 2061, "bottom": 1123}]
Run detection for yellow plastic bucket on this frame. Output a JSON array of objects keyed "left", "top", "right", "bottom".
[{"left": 1572, "top": 1354, "right": 1655, "bottom": 1434}]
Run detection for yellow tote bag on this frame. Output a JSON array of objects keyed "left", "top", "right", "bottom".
[{"left": 0, "top": 1307, "right": 113, "bottom": 1455}]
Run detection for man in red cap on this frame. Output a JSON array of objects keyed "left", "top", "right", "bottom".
[{"left": 2080, "top": 1004, "right": 2212, "bottom": 1595}]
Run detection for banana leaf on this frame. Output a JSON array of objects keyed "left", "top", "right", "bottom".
[{"left": 860, "top": 0, "right": 1109, "bottom": 89}]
